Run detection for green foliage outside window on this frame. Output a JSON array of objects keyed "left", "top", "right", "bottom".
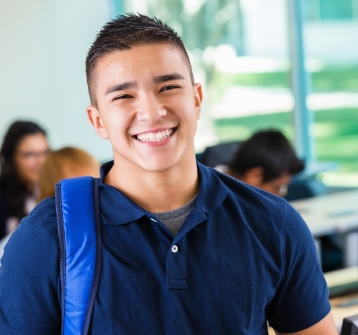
[
  {"left": 306, "top": 0, "right": 355, "bottom": 20},
  {"left": 320, "top": 0, "right": 353, "bottom": 19}
]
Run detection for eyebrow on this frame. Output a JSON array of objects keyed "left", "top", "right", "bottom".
[
  {"left": 105, "top": 73, "right": 185, "bottom": 96},
  {"left": 105, "top": 81, "right": 137, "bottom": 95},
  {"left": 153, "top": 73, "right": 185, "bottom": 84}
]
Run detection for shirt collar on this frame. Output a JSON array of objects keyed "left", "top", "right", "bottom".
[
  {"left": 99, "top": 161, "right": 147, "bottom": 225},
  {"left": 98, "top": 161, "right": 228, "bottom": 226},
  {"left": 195, "top": 162, "right": 228, "bottom": 213}
]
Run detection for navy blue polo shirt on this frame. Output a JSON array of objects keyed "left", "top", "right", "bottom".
[{"left": 0, "top": 162, "right": 330, "bottom": 334}]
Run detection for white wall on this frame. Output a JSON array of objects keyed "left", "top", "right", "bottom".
[{"left": 0, "top": 0, "right": 113, "bottom": 162}]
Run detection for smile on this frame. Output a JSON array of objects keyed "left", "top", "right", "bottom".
[{"left": 134, "top": 128, "right": 176, "bottom": 142}]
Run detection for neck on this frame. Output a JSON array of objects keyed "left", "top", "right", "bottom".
[{"left": 105, "top": 154, "right": 199, "bottom": 213}]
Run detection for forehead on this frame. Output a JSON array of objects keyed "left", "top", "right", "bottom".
[
  {"left": 92, "top": 43, "right": 191, "bottom": 86},
  {"left": 17, "top": 133, "right": 47, "bottom": 150}
]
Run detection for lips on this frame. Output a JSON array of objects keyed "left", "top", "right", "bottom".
[{"left": 134, "top": 128, "right": 176, "bottom": 142}]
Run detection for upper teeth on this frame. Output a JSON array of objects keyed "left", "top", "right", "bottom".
[{"left": 136, "top": 129, "right": 174, "bottom": 142}]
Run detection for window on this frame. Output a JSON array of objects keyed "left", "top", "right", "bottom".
[
  {"left": 306, "top": 0, "right": 357, "bottom": 21},
  {"left": 321, "top": 0, "right": 353, "bottom": 19}
]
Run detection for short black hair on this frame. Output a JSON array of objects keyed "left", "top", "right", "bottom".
[
  {"left": 85, "top": 13, "right": 194, "bottom": 107},
  {"left": 228, "top": 129, "right": 305, "bottom": 182}
]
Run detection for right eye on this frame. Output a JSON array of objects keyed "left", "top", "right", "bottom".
[{"left": 113, "top": 94, "right": 134, "bottom": 101}]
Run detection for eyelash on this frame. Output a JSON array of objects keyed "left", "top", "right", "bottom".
[
  {"left": 160, "top": 85, "right": 180, "bottom": 92},
  {"left": 113, "top": 94, "right": 133, "bottom": 101},
  {"left": 112, "top": 85, "right": 180, "bottom": 101}
]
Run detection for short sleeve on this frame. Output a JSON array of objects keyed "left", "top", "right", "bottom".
[
  {"left": 0, "top": 198, "right": 61, "bottom": 335},
  {"left": 267, "top": 201, "right": 331, "bottom": 333}
]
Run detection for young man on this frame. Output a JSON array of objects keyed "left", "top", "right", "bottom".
[
  {"left": 0, "top": 14, "right": 337, "bottom": 334},
  {"left": 227, "top": 129, "right": 305, "bottom": 197}
]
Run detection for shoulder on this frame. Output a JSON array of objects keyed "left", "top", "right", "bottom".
[
  {"left": 0, "top": 199, "right": 62, "bottom": 334},
  {"left": 210, "top": 165, "right": 289, "bottom": 216},
  {"left": 30, "top": 196, "right": 57, "bottom": 219},
  {"left": 15, "top": 196, "right": 59, "bottom": 246},
  {"left": 201, "top": 165, "right": 308, "bottom": 243},
  {"left": 201, "top": 163, "right": 280, "bottom": 200},
  {"left": 1, "top": 197, "right": 59, "bottom": 281}
]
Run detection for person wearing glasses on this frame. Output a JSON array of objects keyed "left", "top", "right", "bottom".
[
  {"left": 226, "top": 129, "right": 305, "bottom": 197},
  {"left": 0, "top": 121, "right": 50, "bottom": 241}
]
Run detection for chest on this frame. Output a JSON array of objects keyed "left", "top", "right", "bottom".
[{"left": 90, "top": 216, "right": 281, "bottom": 334}]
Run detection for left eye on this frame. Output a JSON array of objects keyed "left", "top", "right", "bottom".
[{"left": 160, "top": 85, "right": 179, "bottom": 92}]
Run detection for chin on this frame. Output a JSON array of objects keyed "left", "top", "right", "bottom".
[
  {"left": 136, "top": 152, "right": 180, "bottom": 172},
  {"left": 141, "top": 160, "right": 176, "bottom": 173}
]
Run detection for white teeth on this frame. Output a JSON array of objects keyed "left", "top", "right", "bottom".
[{"left": 136, "top": 129, "right": 174, "bottom": 142}]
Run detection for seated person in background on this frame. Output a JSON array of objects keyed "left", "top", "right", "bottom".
[
  {"left": 0, "top": 120, "right": 50, "bottom": 239},
  {"left": 38, "top": 146, "right": 100, "bottom": 201},
  {"left": 226, "top": 129, "right": 305, "bottom": 197},
  {"left": 0, "top": 146, "right": 99, "bottom": 259},
  {"left": 226, "top": 129, "right": 342, "bottom": 272}
]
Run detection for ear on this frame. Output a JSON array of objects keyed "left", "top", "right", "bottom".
[
  {"left": 86, "top": 106, "right": 109, "bottom": 139},
  {"left": 243, "top": 167, "right": 264, "bottom": 187},
  {"left": 193, "top": 83, "right": 203, "bottom": 120}
]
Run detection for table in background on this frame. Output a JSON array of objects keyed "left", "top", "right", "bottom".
[
  {"left": 290, "top": 189, "right": 358, "bottom": 267},
  {"left": 325, "top": 267, "right": 358, "bottom": 332}
]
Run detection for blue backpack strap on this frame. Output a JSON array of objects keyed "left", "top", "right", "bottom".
[{"left": 55, "top": 176, "right": 101, "bottom": 335}]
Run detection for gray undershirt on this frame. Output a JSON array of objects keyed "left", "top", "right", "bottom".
[{"left": 152, "top": 194, "right": 198, "bottom": 237}]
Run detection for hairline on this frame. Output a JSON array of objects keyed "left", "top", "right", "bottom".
[{"left": 87, "top": 41, "right": 195, "bottom": 108}]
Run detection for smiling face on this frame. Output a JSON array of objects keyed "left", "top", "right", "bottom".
[{"left": 87, "top": 43, "right": 202, "bottom": 175}]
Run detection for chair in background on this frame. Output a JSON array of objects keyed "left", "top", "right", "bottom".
[{"left": 196, "top": 141, "right": 242, "bottom": 168}]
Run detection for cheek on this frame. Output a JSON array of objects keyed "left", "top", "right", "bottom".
[
  {"left": 175, "top": 100, "right": 197, "bottom": 119},
  {"left": 15, "top": 158, "right": 41, "bottom": 179},
  {"left": 16, "top": 163, "right": 36, "bottom": 184},
  {"left": 14, "top": 157, "right": 27, "bottom": 175},
  {"left": 104, "top": 120, "right": 125, "bottom": 140},
  {"left": 102, "top": 110, "right": 128, "bottom": 134}
]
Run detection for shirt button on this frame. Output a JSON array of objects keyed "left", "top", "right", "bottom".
[{"left": 171, "top": 245, "right": 179, "bottom": 253}]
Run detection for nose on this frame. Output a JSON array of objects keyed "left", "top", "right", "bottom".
[
  {"left": 32, "top": 149, "right": 49, "bottom": 168},
  {"left": 136, "top": 93, "right": 167, "bottom": 123}
]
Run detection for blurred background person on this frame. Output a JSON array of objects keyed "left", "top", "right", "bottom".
[
  {"left": 225, "top": 129, "right": 342, "bottom": 272},
  {"left": 0, "top": 121, "right": 49, "bottom": 239},
  {"left": 37, "top": 146, "right": 100, "bottom": 202},
  {"left": 0, "top": 146, "right": 99, "bottom": 259},
  {"left": 226, "top": 129, "right": 305, "bottom": 197}
]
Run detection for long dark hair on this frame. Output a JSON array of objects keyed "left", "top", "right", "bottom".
[{"left": 0, "top": 121, "right": 47, "bottom": 220}]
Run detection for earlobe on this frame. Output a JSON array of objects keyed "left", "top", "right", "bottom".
[{"left": 86, "top": 106, "right": 109, "bottom": 139}]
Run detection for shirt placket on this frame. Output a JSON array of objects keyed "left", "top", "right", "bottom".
[{"left": 166, "top": 236, "right": 188, "bottom": 289}]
